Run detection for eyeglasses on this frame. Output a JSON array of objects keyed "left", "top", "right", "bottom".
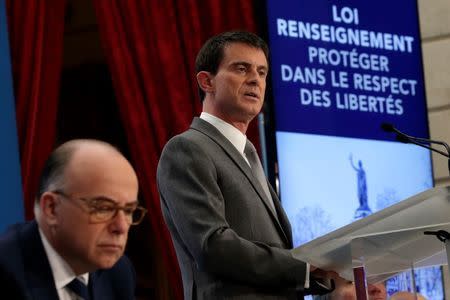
[{"left": 53, "top": 190, "right": 147, "bottom": 225}]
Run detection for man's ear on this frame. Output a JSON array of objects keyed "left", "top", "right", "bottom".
[
  {"left": 39, "top": 192, "right": 60, "bottom": 226},
  {"left": 196, "top": 71, "right": 215, "bottom": 94}
]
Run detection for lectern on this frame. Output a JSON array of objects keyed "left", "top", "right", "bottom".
[{"left": 291, "top": 186, "right": 450, "bottom": 300}]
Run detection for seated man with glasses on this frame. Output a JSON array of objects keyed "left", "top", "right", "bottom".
[{"left": 0, "top": 139, "right": 146, "bottom": 299}]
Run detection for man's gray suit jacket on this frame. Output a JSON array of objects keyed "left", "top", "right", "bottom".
[{"left": 157, "top": 117, "right": 308, "bottom": 299}]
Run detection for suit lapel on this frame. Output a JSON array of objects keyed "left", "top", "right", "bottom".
[
  {"left": 19, "top": 222, "right": 60, "bottom": 300},
  {"left": 89, "top": 271, "right": 104, "bottom": 300},
  {"left": 268, "top": 184, "right": 293, "bottom": 248},
  {"left": 191, "top": 117, "right": 291, "bottom": 246}
]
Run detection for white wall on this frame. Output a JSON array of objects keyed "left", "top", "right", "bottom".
[{"left": 419, "top": 0, "right": 450, "bottom": 187}]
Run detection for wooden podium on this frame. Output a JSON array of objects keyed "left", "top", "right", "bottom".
[{"left": 291, "top": 186, "right": 450, "bottom": 300}]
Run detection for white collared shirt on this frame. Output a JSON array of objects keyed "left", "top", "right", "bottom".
[
  {"left": 39, "top": 228, "right": 89, "bottom": 300},
  {"left": 200, "top": 112, "right": 250, "bottom": 165}
]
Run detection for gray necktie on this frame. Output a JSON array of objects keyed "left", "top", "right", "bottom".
[
  {"left": 244, "top": 139, "right": 276, "bottom": 213},
  {"left": 67, "top": 278, "right": 90, "bottom": 300}
]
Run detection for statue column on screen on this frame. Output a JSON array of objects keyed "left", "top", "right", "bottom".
[{"left": 349, "top": 154, "right": 371, "bottom": 219}]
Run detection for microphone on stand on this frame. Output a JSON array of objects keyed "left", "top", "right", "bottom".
[{"left": 381, "top": 123, "right": 450, "bottom": 176}]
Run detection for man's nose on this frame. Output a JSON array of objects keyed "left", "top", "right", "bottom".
[
  {"left": 109, "top": 210, "right": 130, "bottom": 234},
  {"left": 246, "top": 68, "right": 260, "bottom": 85}
]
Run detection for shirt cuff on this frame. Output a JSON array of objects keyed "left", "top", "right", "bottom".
[{"left": 305, "top": 263, "right": 310, "bottom": 289}]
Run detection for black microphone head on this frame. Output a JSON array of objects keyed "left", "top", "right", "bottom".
[
  {"left": 396, "top": 134, "right": 409, "bottom": 143},
  {"left": 381, "top": 123, "right": 395, "bottom": 132}
]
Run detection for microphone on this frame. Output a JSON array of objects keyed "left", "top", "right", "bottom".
[
  {"left": 381, "top": 123, "right": 450, "bottom": 176},
  {"left": 380, "top": 123, "right": 395, "bottom": 133}
]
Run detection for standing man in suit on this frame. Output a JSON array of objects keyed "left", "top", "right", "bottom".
[
  {"left": 0, "top": 139, "right": 147, "bottom": 299},
  {"left": 157, "top": 31, "right": 335, "bottom": 299}
]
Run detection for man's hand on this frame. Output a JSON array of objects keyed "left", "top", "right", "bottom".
[
  {"left": 305, "top": 266, "right": 341, "bottom": 295},
  {"left": 310, "top": 265, "right": 339, "bottom": 280}
]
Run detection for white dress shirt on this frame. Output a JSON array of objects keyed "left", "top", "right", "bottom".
[
  {"left": 200, "top": 112, "right": 248, "bottom": 163},
  {"left": 39, "top": 229, "right": 89, "bottom": 300}
]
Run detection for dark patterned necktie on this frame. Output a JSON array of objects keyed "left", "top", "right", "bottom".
[
  {"left": 244, "top": 139, "right": 276, "bottom": 213},
  {"left": 66, "top": 278, "right": 90, "bottom": 300}
]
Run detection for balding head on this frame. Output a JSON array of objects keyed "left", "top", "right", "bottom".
[
  {"left": 36, "top": 139, "right": 125, "bottom": 203},
  {"left": 60, "top": 140, "right": 137, "bottom": 199},
  {"left": 391, "top": 292, "right": 426, "bottom": 300},
  {"left": 315, "top": 279, "right": 387, "bottom": 300}
]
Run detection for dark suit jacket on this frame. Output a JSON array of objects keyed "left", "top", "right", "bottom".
[
  {"left": 157, "top": 117, "right": 309, "bottom": 299},
  {"left": 0, "top": 221, "right": 136, "bottom": 300}
]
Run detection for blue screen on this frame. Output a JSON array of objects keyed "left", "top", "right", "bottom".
[
  {"left": 0, "top": 0, "right": 24, "bottom": 231},
  {"left": 266, "top": 1, "right": 443, "bottom": 299}
]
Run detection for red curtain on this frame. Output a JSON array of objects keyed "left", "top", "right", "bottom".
[
  {"left": 93, "top": 1, "right": 261, "bottom": 299},
  {"left": 6, "top": 0, "right": 66, "bottom": 219}
]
